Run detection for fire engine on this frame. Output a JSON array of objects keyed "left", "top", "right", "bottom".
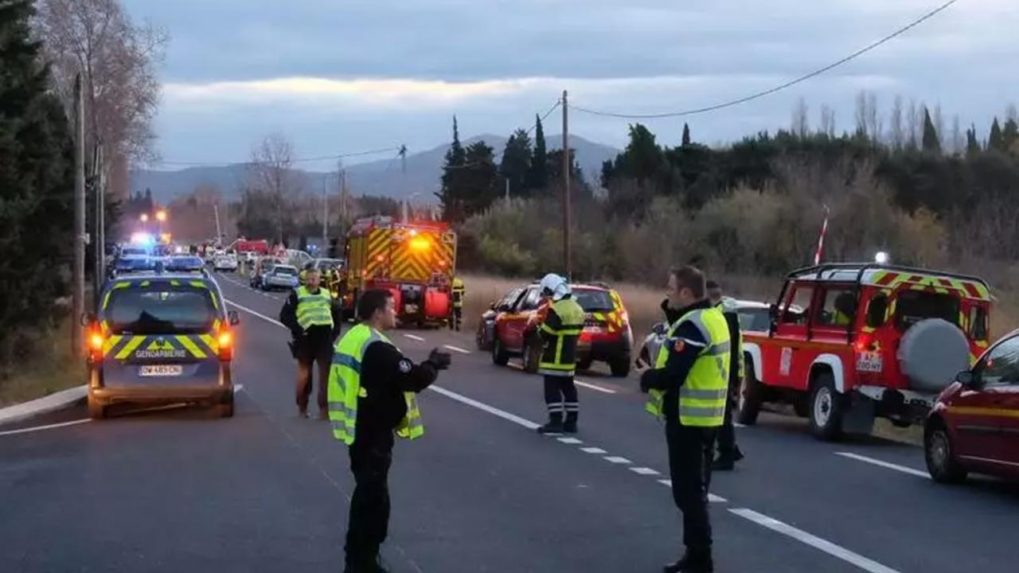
[{"left": 341, "top": 216, "right": 457, "bottom": 327}]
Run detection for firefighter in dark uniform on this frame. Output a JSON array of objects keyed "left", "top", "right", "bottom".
[
  {"left": 450, "top": 276, "right": 465, "bottom": 331},
  {"left": 329, "top": 289, "right": 452, "bottom": 573},
  {"left": 280, "top": 268, "right": 342, "bottom": 418},
  {"left": 638, "top": 266, "right": 730, "bottom": 573},
  {"left": 707, "top": 281, "right": 745, "bottom": 471},
  {"left": 535, "top": 273, "right": 586, "bottom": 434}
]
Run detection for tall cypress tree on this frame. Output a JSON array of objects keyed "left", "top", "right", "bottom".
[
  {"left": 438, "top": 116, "right": 468, "bottom": 222},
  {"left": 527, "top": 114, "right": 548, "bottom": 191},
  {"left": 921, "top": 107, "right": 941, "bottom": 153},
  {"left": 966, "top": 124, "right": 981, "bottom": 155},
  {"left": 988, "top": 118, "right": 1004, "bottom": 152},
  {"left": 0, "top": 0, "right": 75, "bottom": 363},
  {"left": 499, "top": 128, "right": 532, "bottom": 198},
  {"left": 682, "top": 123, "right": 692, "bottom": 146},
  {"left": 1003, "top": 118, "right": 1019, "bottom": 152}
]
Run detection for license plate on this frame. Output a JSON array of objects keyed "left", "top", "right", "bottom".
[
  {"left": 856, "top": 352, "right": 883, "bottom": 373},
  {"left": 139, "top": 364, "right": 183, "bottom": 377},
  {"left": 405, "top": 304, "right": 418, "bottom": 313}
]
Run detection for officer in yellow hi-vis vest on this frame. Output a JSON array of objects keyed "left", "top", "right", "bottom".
[
  {"left": 328, "top": 289, "right": 451, "bottom": 573},
  {"left": 280, "top": 268, "right": 342, "bottom": 418},
  {"left": 535, "top": 273, "right": 586, "bottom": 435},
  {"left": 450, "top": 276, "right": 465, "bottom": 331},
  {"left": 636, "top": 266, "right": 730, "bottom": 573}
]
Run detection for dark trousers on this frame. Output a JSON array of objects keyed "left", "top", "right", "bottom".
[
  {"left": 296, "top": 337, "right": 331, "bottom": 411},
  {"left": 716, "top": 396, "right": 739, "bottom": 458},
  {"left": 450, "top": 306, "right": 463, "bottom": 331},
  {"left": 543, "top": 374, "right": 578, "bottom": 421},
  {"left": 666, "top": 423, "right": 717, "bottom": 553},
  {"left": 345, "top": 432, "right": 395, "bottom": 566}
]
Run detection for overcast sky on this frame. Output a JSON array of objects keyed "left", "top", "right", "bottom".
[{"left": 122, "top": 0, "right": 1018, "bottom": 172}]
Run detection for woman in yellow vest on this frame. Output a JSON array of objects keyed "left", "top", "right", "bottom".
[
  {"left": 328, "top": 289, "right": 451, "bottom": 573},
  {"left": 637, "top": 266, "right": 729, "bottom": 573}
]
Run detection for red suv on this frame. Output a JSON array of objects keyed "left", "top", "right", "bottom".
[
  {"left": 741, "top": 263, "right": 992, "bottom": 440},
  {"left": 924, "top": 329, "right": 1019, "bottom": 483},
  {"left": 476, "top": 282, "right": 633, "bottom": 377}
]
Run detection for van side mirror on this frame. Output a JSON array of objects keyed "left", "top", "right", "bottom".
[
  {"left": 651, "top": 322, "right": 667, "bottom": 336},
  {"left": 955, "top": 370, "right": 975, "bottom": 387},
  {"left": 228, "top": 310, "right": 241, "bottom": 326}
]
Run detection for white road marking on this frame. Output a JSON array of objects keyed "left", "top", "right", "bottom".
[
  {"left": 226, "top": 299, "right": 287, "bottom": 329},
  {"left": 557, "top": 437, "right": 583, "bottom": 444},
  {"left": 403, "top": 334, "right": 426, "bottom": 342},
  {"left": 581, "top": 447, "right": 607, "bottom": 454},
  {"left": 604, "top": 456, "right": 632, "bottom": 464},
  {"left": 730, "top": 508, "right": 900, "bottom": 573},
  {"left": 443, "top": 344, "right": 471, "bottom": 354},
  {"left": 630, "top": 467, "right": 660, "bottom": 476},
  {"left": 835, "top": 452, "right": 930, "bottom": 479},
  {"left": 574, "top": 379, "right": 617, "bottom": 394},
  {"left": 656, "top": 480, "right": 726, "bottom": 502},
  {"left": 0, "top": 419, "right": 91, "bottom": 437},
  {"left": 429, "top": 385, "right": 540, "bottom": 430},
  {"left": 234, "top": 384, "right": 244, "bottom": 393},
  {"left": 734, "top": 422, "right": 747, "bottom": 428}
]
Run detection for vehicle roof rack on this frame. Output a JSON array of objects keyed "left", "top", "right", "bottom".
[{"left": 786, "top": 262, "right": 989, "bottom": 289}]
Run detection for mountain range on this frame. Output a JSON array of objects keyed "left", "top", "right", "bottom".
[{"left": 131, "top": 134, "right": 619, "bottom": 204}]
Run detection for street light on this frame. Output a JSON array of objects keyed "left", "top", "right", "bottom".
[
  {"left": 155, "top": 210, "right": 167, "bottom": 223},
  {"left": 140, "top": 213, "right": 149, "bottom": 223}
]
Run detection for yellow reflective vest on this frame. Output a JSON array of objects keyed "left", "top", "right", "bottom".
[
  {"left": 645, "top": 306, "right": 731, "bottom": 427},
  {"left": 327, "top": 323, "right": 424, "bottom": 445},
  {"left": 295, "top": 286, "right": 334, "bottom": 330},
  {"left": 538, "top": 297, "right": 586, "bottom": 377}
]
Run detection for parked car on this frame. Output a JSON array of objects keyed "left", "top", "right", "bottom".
[
  {"left": 740, "top": 263, "right": 992, "bottom": 440},
  {"left": 260, "top": 264, "right": 300, "bottom": 291},
  {"left": 213, "top": 252, "right": 239, "bottom": 272},
  {"left": 924, "top": 329, "right": 1019, "bottom": 483},
  {"left": 249, "top": 257, "right": 284, "bottom": 289},
  {"left": 164, "top": 255, "right": 205, "bottom": 273},
  {"left": 478, "top": 282, "right": 633, "bottom": 377},
  {"left": 636, "top": 298, "right": 778, "bottom": 368}
]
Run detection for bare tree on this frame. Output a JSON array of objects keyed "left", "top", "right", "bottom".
[
  {"left": 933, "top": 104, "right": 945, "bottom": 150},
  {"left": 791, "top": 97, "right": 809, "bottom": 137},
  {"left": 889, "top": 95, "right": 904, "bottom": 149},
  {"left": 951, "top": 114, "right": 963, "bottom": 155},
  {"left": 1007, "top": 103, "right": 1018, "bottom": 123},
  {"left": 35, "top": 0, "right": 167, "bottom": 199},
  {"left": 248, "top": 134, "right": 300, "bottom": 245},
  {"left": 906, "top": 99, "right": 920, "bottom": 149},
  {"left": 866, "top": 92, "right": 881, "bottom": 142},
  {"left": 854, "top": 91, "right": 868, "bottom": 137},
  {"left": 819, "top": 105, "right": 836, "bottom": 137}
]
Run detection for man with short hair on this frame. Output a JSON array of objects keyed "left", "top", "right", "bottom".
[
  {"left": 706, "top": 280, "right": 745, "bottom": 471},
  {"left": 330, "top": 289, "right": 452, "bottom": 573},
  {"left": 638, "top": 266, "right": 730, "bottom": 573},
  {"left": 280, "top": 267, "right": 342, "bottom": 418}
]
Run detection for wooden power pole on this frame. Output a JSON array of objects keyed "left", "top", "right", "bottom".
[
  {"left": 561, "top": 90, "right": 572, "bottom": 280},
  {"left": 73, "top": 74, "right": 85, "bottom": 355}
]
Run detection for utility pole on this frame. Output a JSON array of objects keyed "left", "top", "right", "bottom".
[
  {"left": 322, "top": 174, "right": 328, "bottom": 249},
  {"left": 505, "top": 178, "right": 510, "bottom": 202},
  {"left": 337, "top": 159, "right": 347, "bottom": 234},
  {"left": 561, "top": 89, "right": 572, "bottom": 280},
  {"left": 213, "top": 203, "right": 222, "bottom": 246},
  {"left": 91, "top": 141, "right": 105, "bottom": 308},
  {"left": 399, "top": 145, "right": 407, "bottom": 174},
  {"left": 73, "top": 74, "right": 85, "bottom": 355}
]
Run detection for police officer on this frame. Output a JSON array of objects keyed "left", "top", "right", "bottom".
[
  {"left": 638, "top": 266, "right": 730, "bottom": 573},
  {"left": 706, "top": 281, "right": 745, "bottom": 471},
  {"left": 280, "top": 268, "right": 342, "bottom": 418},
  {"left": 450, "top": 276, "right": 465, "bottom": 331},
  {"left": 329, "top": 289, "right": 451, "bottom": 573},
  {"left": 535, "top": 273, "right": 586, "bottom": 434}
]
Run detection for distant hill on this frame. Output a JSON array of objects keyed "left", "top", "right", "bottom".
[{"left": 130, "top": 134, "right": 619, "bottom": 204}]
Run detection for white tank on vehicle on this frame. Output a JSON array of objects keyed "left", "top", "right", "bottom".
[{"left": 897, "top": 318, "right": 970, "bottom": 393}]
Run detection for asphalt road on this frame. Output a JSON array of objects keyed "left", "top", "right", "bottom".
[{"left": 2, "top": 272, "right": 1018, "bottom": 573}]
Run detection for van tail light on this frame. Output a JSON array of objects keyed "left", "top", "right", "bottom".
[
  {"left": 217, "top": 327, "right": 234, "bottom": 361},
  {"left": 88, "top": 329, "right": 105, "bottom": 361},
  {"left": 854, "top": 335, "right": 876, "bottom": 353}
]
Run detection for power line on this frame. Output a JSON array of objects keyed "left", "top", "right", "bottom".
[
  {"left": 571, "top": 0, "right": 960, "bottom": 120},
  {"left": 152, "top": 145, "right": 404, "bottom": 167},
  {"left": 525, "top": 100, "right": 562, "bottom": 135}
]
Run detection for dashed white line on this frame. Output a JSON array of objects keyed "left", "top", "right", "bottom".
[
  {"left": 604, "top": 456, "right": 632, "bottom": 464},
  {"left": 574, "top": 379, "right": 617, "bottom": 394},
  {"left": 428, "top": 385, "right": 540, "bottom": 430},
  {"left": 835, "top": 452, "right": 930, "bottom": 479},
  {"left": 656, "top": 479, "right": 726, "bottom": 502},
  {"left": 443, "top": 344, "right": 471, "bottom": 355},
  {"left": 0, "top": 419, "right": 91, "bottom": 437},
  {"left": 403, "top": 334, "right": 426, "bottom": 342},
  {"left": 557, "top": 437, "right": 583, "bottom": 445},
  {"left": 630, "top": 467, "right": 660, "bottom": 476},
  {"left": 581, "top": 447, "right": 607, "bottom": 454},
  {"left": 730, "top": 508, "right": 901, "bottom": 573},
  {"left": 734, "top": 422, "right": 747, "bottom": 428}
]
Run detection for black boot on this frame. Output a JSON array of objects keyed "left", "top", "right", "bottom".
[
  {"left": 563, "top": 411, "right": 578, "bottom": 433},
  {"left": 537, "top": 413, "right": 564, "bottom": 434},
  {"left": 664, "top": 550, "right": 713, "bottom": 573}
]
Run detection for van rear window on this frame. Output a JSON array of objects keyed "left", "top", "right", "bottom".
[
  {"left": 106, "top": 288, "right": 218, "bottom": 334},
  {"left": 894, "top": 291, "right": 959, "bottom": 330}
]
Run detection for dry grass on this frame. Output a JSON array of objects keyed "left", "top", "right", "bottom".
[{"left": 0, "top": 320, "right": 85, "bottom": 408}]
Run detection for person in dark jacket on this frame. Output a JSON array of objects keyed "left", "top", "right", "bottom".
[
  {"left": 279, "top": 268, "right": 343, "bottom": 418},
  {"left": 331, "top": 290, "right": 451, "bottom": 573},
  {"left": 707, "top": 281, "right": 745, "bottom": 471}
]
